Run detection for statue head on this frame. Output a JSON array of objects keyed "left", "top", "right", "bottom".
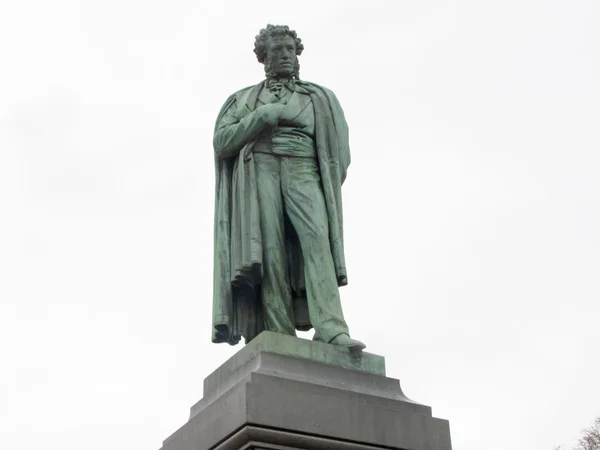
[{"left": 254, "top": 24, "right": 304, "bottom": 79}]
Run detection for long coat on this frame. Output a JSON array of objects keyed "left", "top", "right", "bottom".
[{"left": 211, "top": 80, "right": 351, "bottom": 345}]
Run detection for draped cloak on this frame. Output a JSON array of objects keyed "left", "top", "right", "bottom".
[{"left": 211, "top": 80, "right": 351, "bottom": 345}]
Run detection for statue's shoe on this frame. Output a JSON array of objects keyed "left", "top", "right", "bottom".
[{"left": 330, "top": 333, "right": 366, "bottom": 354}]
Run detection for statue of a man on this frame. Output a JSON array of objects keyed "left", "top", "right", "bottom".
[{"left": 211, "top": 24, "right": 365, "bottom": 353}]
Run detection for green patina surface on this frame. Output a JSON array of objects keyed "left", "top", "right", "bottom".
[
  {"left": 211, "top": 25, "right": 366, "bottom": 354},
  {"left": 204, "top": 331, "right": 385, "bottom": 396}
]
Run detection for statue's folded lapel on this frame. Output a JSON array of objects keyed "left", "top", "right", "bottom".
[{"left": 282, "top": 90, "right": 312, "bottom": 122}]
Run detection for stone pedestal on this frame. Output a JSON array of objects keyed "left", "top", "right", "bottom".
[{"left": 160, "top": 332, "right": 452, "bottom": 450}]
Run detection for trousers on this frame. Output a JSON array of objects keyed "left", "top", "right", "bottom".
[{"left": 254, "top": 152, "right": 349, "bottom": 343}]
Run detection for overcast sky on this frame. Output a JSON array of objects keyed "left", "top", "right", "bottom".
[{"left": 1, "top": 1, "right": 599, "bottom": 449}]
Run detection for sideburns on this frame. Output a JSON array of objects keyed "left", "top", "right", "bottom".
[{"left": 263, "top": 57, "right": 301, "bottom": 80}]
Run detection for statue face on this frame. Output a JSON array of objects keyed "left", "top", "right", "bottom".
[{"left": 265, "top": 34, "right": 297, "bottom": 77}]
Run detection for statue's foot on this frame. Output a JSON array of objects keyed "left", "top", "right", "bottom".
[{"left": 330, "top": 333, "right": 366, "bottom": 354}]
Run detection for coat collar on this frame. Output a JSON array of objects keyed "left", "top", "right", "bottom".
[{"left": 236, "top": 81, "right": 315, "bottom": 119}]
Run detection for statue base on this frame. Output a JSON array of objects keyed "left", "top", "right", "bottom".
[{"left": 159, "top": 331, "right": 452, "bottom": 450}]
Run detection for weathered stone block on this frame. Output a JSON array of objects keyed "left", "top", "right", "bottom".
[{"left": 160, "top": 332, "right": 452, "bottom": 450}]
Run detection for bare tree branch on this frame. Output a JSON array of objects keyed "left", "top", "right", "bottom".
[{"left": 575, "top": 418, "right": 600, "bottom": 450}]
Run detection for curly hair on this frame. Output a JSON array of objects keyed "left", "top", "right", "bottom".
[{"left": 253, "top": 24, "right": 304, "bottom": 64}]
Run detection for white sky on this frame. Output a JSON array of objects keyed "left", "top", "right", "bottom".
[{"left": 1, "top": 1, "right": 599, "bottom": 449}]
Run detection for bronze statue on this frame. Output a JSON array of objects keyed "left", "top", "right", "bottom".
[{"left": 211, "top": 24, "right": 365, "bottom": 353}]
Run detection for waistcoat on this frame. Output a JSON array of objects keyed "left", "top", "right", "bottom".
[{"left": 254, "top": 87, "right": 316, "bottom": 158}]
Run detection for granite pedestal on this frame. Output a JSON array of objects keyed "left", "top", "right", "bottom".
[{"left": 160, "top": 332, "right": 451, "bottom": 450}]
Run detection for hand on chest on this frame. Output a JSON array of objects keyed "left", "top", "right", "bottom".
[{"left": 257, "top": 87, "right": 312, "bottom": 123}]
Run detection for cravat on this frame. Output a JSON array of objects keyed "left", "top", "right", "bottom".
[{"left": 266, "top": 78, "right": 295, "bottom": 98}]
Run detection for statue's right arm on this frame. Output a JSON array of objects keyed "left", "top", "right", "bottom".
[{"left": 213, "top": 99, "right": 280, "bottom": 160}]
